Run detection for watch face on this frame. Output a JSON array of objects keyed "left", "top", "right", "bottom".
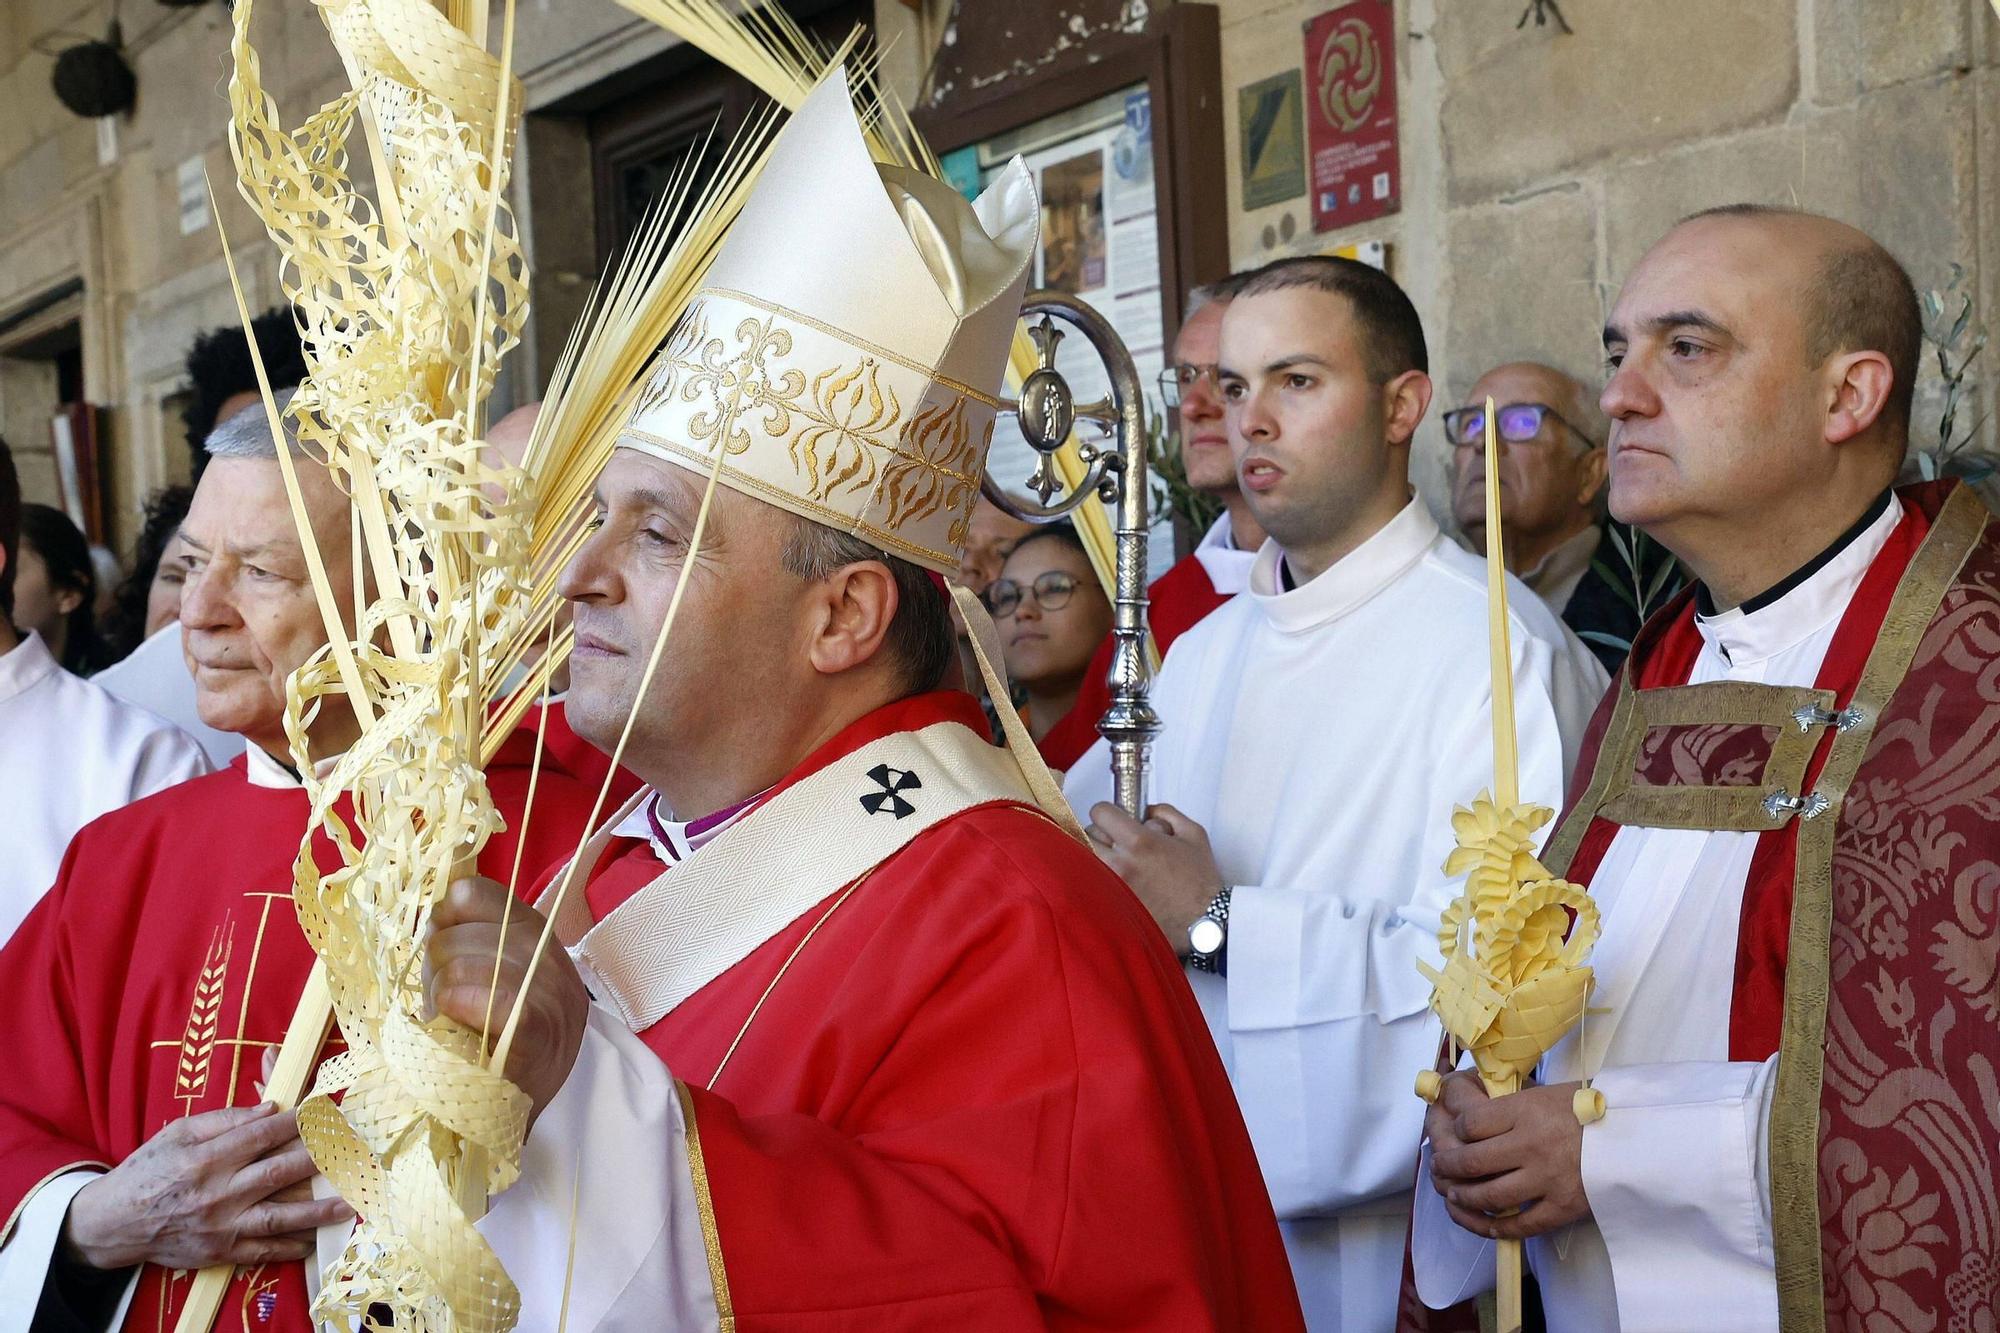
[{"left": 1189, "top": 915, "right": 1225, "bottom": 956}]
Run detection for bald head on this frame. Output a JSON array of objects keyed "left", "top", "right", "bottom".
[
  {"left": 1601, "top": 206, "right": 1915, "bottom": 606},
  {"left": 1468, "top": 362, "right": 1606, "bottom": 450},
  {"left": 487, "top": 402, "right": 541, "bottom": 468},
  {"left": 1672, "top": 206, "right": 1921, "bottom": 437}
]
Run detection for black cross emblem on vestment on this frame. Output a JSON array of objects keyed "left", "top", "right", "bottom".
[{"left": 860, "top": 764, "right": 922, "bottom": 819}]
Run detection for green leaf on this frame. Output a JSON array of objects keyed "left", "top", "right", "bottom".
[
  {"left": 1642, "top": 555, "right": 1681, "bottom": 613},
  {"left": 1605, "top": 523, "right": 1634, "bottom": 570},
  {"left": 1576, "top": 629, "right": 1633, "bottom": 652},
  {"left": 1590, "top": 556, "right": 1641, "bottom": 613}
]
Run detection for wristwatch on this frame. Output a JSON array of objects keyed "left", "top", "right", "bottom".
[{"left": 1187, "top": 886, "right": 1232, "bottom": 974}]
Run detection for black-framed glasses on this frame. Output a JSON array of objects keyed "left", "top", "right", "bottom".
[
  {"left": 987, "top": 571, "right": 1082, "bottom": 618},
  {"left": 1443, "top": 402, "right": 1598, "bottom": 451},
  {"left": 1157, "top": 362, "right": 1220, "bottom": 408}
]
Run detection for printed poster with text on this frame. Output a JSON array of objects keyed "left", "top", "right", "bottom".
[{"left": 1305, "top": 0, "right": 1401, "bottom": 232}]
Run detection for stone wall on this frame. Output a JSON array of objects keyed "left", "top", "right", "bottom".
[
  {"left": 1207, "top": 0, "right": 1998, "bottom": 508},
  {"left": 0, "top": 0, "right": 1990, "bottom": 550}
]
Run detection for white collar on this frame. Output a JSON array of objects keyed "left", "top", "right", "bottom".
[
  {"left": 242, "top": 742, "right": 342, "bottom": 789},
  {"left": 1247, "top": 495, "right": 1439, "bottom": 634},
  {"left": 617, "top": 789, "right": 763, "bottom": 865},
  {"left": 1695, "top": 492, "right": 1904, "bottom": 667},
  {"left": 0, "top": 631, "right": 61, "bottom": 705},
  {"left": 1192, "top": 511, "right": 1259, "bottom": 594}
]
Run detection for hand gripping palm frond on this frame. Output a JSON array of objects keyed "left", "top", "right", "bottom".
[
  {"left": 211, "top": 1, "right": 536, "bottom": 1328},
  {"left": 1414, "top": 400, "right": 1604, "bottom": 1333}
]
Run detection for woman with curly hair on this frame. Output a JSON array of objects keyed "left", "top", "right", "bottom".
[{"left": 100, "top": 485, "right": 194, "bottom": 662}]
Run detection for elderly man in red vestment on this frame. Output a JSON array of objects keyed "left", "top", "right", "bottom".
[
  {"left": 1037, "top": 274, "right": 1266, "bottom": 770},
  {"left": 0, "top": 402, "right": 597, "bottom": 1331},
  {"left": 1409, "top": 206, "right": 2000, "bottom": 1331},
  {"left": 427, "top": 71, "right": 1303, "bottom": 1331}
]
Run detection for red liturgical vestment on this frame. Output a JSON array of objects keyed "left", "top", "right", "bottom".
[
  {"left": 0, "top": 727, "right": 598, "bottom": 1332},
  {"left": 496, "top": 690, "right": 1304, "bottom": 1331},
  {"left": 1407, "top": 481, "right": 2000, "bottom": 1330}
]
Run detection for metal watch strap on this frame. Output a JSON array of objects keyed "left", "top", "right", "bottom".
[{"left": 1187, "top": 885, "right": 1232, "bottom": 974}]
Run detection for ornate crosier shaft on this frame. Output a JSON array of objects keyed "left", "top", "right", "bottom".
[{"left": 1416, "top": 399, "right": 1603, "bottom": 1333}]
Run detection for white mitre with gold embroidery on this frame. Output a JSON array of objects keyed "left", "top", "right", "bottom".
[{"left": 616, "top": 69, "right": 1038, "bottom": 573}]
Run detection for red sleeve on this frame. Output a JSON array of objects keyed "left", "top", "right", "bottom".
[
  {"left": 0, "top": 836, "right": 112, "bottom": 1236},
  {"left": 479, "top": 728, "right": 606, "bottom": 899},
  {"left": 677, "top": 818, "right": 1303, "bottom": 1331}
]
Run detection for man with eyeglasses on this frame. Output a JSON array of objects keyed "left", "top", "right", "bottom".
[
  {"left": 1065, "top": 254, "right": 1606, "bottom": 1329},
  {"left": 1034, "top": 275, "right": 1265, "bottom": 770},
  {"left": 1446, "top": 363, "right": 1681, "bottom": 669}
]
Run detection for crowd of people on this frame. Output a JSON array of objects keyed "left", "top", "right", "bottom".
[{"left": 0, "top": 64, "right": 1989, "bottom": 1333}]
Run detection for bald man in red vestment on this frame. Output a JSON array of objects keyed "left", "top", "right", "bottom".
[{"left": 1410, "top": 207, "right": 2000, "bottom": 1331}]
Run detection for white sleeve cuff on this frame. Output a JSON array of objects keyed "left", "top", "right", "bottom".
[
  {"left": 1582, "top": 1060, "right": 1780, "bottom": 1332},
  {"left": 479, "top": 1004, "right": 721, "bottom": 1332},
  {"left": 0, "top": 1169, "right": 137, "bottom": 1333},
  {"left": 1221, "top": 884, "right": 1446, "bottom": 1216},
  {"left": 1410, "top": 1141, "right": 1495, "bottom": 1309}
]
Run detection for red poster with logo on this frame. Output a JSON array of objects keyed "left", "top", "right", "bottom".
[{"left": 1305, "top": 1, "right": 1401, "bottom": 232}]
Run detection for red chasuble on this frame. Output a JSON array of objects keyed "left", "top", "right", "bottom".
[
  {"left": 1037, "top": 551, "right": 1230, "bottom": 771},
  {"left": 1402, "top": 480, "right": 2000, "bottom": 1330},
  {"left": 568, "top": 690, "right": 1304, "bottom": 1330},
  {"left": 0, "top": 726, "right": 599, "bottom": 1332}
]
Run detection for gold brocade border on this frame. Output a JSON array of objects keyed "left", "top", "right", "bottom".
[
  {"left": 1541, "top": 677, "right": 1643, "bottom": 876},
  {"left": 616, "top": 430, "right": 958, "bottom": 572},
  {"left": 1600, "top": 682, "right": 1834, "bottom": 833},
  {"left": 0, "top": 1161, "right": 111, "bottom": 1247},
  {"left": 702, "top": 287, "right": 1004, "bottom": 409},
  {"left": 675, "top": 1079, "right": 737, "bottom": 1333},
  {"left": 1770, "top": 483, "right": 1991, "bottom": 1331}
]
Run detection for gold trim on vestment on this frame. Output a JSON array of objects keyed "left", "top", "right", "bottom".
[
  {"left": 1599, "top": 682, "right": 1834, "bottom": 832},
  {"left": 675, "top": 1079, "right": 736, "bottom": 1333},
  {"left": 1768, "top": 484, "right": 1989, "bottom": 1330},
  {"left": 702, "top": 287, "right": 1003, "bottom": 408},
  {"left": 1541, "top": 680, "right": 1641, "bottom": 877},
  {"left": 706, "top": 875, "right": 872, "bottom": 1092},
  {"left": 0, "top": 1161, "right": 112, "bottom": 1247}
]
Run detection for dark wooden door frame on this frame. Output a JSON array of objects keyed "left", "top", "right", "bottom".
[{"left": 911, "top": 4, "right": 1227, "bottom": 352}]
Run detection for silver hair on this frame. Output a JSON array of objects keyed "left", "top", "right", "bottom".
[
  {"left": 1184, "top": 271, "right": 1253, "bottom": 318},
  {"left": 202, "top": 386, "right": 299, "bottom": 459}
]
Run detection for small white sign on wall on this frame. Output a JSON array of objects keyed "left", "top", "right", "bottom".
[{"left": 177, "top": 155, "right": 210, "bottom": 235}]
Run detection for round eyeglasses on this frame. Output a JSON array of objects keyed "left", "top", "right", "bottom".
[
  {"left": 1157, "top": 362, "right": 1221, "bottom": 409},
  {"left": 987, "top": 570, "right": 1083, "bottom": 618},
  {"left": 1443, "top": 402, "right": 1598, "bottom": 450}
]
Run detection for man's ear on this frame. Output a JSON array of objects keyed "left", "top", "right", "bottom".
[
  {"left": 1383, "top": 370, "right": 1435, "bottom": 448},
  {"left": 1824, "top": 350, "right": 1896, "bottom": 447},
  {"left": 806, "top": 560, "right": 899, "bottom": 677},
  {"left": 1577, "top": 446, "right": 1610, "bottom": 507}
]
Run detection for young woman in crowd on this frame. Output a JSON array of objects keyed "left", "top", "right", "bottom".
[
  {"left": 15, "top": 503, "right": 110, "bottom": 675},
  {"left": 988, "top": 521, "right": 1114, "bottom": 767}
]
